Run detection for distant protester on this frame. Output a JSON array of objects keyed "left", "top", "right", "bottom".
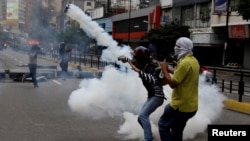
[
  {"left": 22, "top": 45, "right": 40, "bottom": 87},
  {"left": 59, "top": 42, "right": 72, "bottom": 80}
]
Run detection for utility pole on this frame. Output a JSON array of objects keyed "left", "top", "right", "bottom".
[
  {"left": 128, "top": 0, "right": 131, "bottom": 46},
  {"left": 222, "top": 0, "right": 230, "bottom": 66}
]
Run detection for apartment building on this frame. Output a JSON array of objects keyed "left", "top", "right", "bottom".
[
  {"left": 109, "top": 0, "right": 250, "bottom": 69},
  {"left": 16, "top": 0, "right": 243, "bottom": 68},
  {"left": 0, "top": 0, "right": 26, "bottom": 33},
  {"left": 211, "top": 0, "right": 250, "bottom": 69},
  {"left": 170, "top": 0, "right": 250, "bottom": 68},
  {"left": 0, "top": 0, "right": 7, "bottom": 31},
  {"left": 170, "top": 0, "right": 223, "bottom": 66}
]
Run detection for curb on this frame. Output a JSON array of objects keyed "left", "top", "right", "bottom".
[{"left": 223, "top": 99, "right": 250, "bottom": 115}]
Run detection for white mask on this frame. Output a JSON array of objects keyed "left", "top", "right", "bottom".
[
  {"left": 174, "top": 46, "right": 189, "bottom": 60},
  {"left": 174, "top": 37, "right": 193, "bottom": 60},
  {"left": 174, "top": 46, "right": 181, "bottom": 56}
]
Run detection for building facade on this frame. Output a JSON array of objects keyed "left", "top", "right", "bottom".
[
  {"left": 109, "top": 0, "right": 250, "bottom": 69},
  {"left": 1, "top": 0, "right": 242, "bottom": 69},
  {"left": 0, "top": 0, "right": 26, "bottom": 34},
  {"left": 112, "top": 5, "right": 161, "bottom": 48},
  {"left": 210, "top": 0, "right": 250, "bottom": 69},
  {"left": 0, "top": 0, "right": 7, "bottom": 31}
]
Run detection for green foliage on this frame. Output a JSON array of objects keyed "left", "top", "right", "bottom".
[
  {"left": 141, "top": 22, "right": 191, "bottom": 42},
  {"left": 237, "top": 0, "right": 250, "bottom": 21},
  {"left": 140, "top": 22, "right": 191, "bottom": 60},
  {"left": 58, "top": 21, "right": 90, "bottom": 44}
]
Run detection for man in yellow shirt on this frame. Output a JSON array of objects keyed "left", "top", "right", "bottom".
[{"left": 158, "top": 37, "right": 200, "bottom": 141}]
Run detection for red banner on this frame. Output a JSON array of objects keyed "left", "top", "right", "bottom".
[{"left": 229, "top": 25, "right": 249, "bottom": 38}]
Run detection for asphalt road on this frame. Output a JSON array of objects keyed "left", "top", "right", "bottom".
[
  {"left": 0, "top": 78, "right": 139, "bottom": 141},
  {"left": 0, "top": 48, "right": 249, "bottom": 141},
  {"left": 0, "top": 48, "right": 59, "bottom": 71},
  {"left": 0, "top": 79, "right": 249, "bottom": 141}
]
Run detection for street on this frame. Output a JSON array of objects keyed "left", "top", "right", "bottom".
[
  {"left": 0, "top": 79, "right": 137, "bottom": 141},
  {"left": 0, "top": 48, "right": 250, "bottom": 141},
  {"left": 0, "top": 79, "right": 249, "bottom": 141},
  {"left": 1, "top": 1, "right": 250, "bottom": 140}
]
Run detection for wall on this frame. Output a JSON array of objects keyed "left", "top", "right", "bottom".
[
  {"left": 211, "top": 11, "right": 250, "bottom": 27},
  {"left": 94, "top": 17, "right": 112, "bottom": 33},
  {"left": 161, "top": 0, "right": 172, "bottom": 8}
]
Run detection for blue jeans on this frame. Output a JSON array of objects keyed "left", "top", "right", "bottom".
[
  {"left": 158, "top": 104, "right": 196, "bottom": 141},
  {"left": 138, "top": 96, "right": 164, "bottom": 141}
]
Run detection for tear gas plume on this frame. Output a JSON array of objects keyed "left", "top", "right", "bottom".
[
  {"left": 65, "top": 4, "right": 132, "bottom": 63},
  {"left": 65, "top": 4, "right": 227, "bottom": 140}
]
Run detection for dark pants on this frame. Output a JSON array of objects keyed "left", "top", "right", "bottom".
[
  {"left": 158, "top": 104, "right": 197, "bottom": 141},
  {"left": 60, "top": 61, "right": 68, "bottom": 79},
  {"left": 26, "top": 64, "right": 37, "bottom": 86}
]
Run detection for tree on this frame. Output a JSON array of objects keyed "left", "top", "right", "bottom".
[
  {"left": 58, "top": 21, "right": 90, "bottom": 44},
  {"left": 141, "top": 22, "right": 190, "bottom": 42},
  {"left": 141, "top": 22, "right": 191, "bottom": 60},
  {"left": 58, "top": 21, "right": 92, "bottom": 54},
  {"left": 237, "top": 0, "right": 250, "bottom": 21}
]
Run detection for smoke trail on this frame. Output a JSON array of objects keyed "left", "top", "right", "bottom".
[
  {"left": 65, "top": 4, "right": 132, "bottom": 62},
  {"left": 65, "top": 4, "right": 227, "bottom": 140}
]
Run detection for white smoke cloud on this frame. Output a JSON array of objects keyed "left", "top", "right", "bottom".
[
  {"left": 68, "top": 66, "right": 146, "bottom": 119},
  {"left": 65, "top": 4, "right": 132, "bottom": 63},
  {"left": 116, "top": 76, "right": 227, "bottom": 141},
  {"left": 65, "top": 4, "right": 227, "bottom": 140}
]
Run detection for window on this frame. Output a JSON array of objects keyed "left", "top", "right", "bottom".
[
  {"left": 200, "top": 4, "right": 210, "bottom": 22},
  {"left": 87, "top": 2, "right": 92, "bottom": 6},
  {"left": 182, "top": 6, "right": 194, "bottom": 27},
  {"left": 230, "top": 0, "right": 238, "bottom": 12},
  {"left": 182, "top": 6, "right": 194, "bottom": 21},
  {"left": 162, "top": 9, "right": 172, "bottom": 24},
  {"left": 196, "top": 3, "right": 210, "bottom": 28}
]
